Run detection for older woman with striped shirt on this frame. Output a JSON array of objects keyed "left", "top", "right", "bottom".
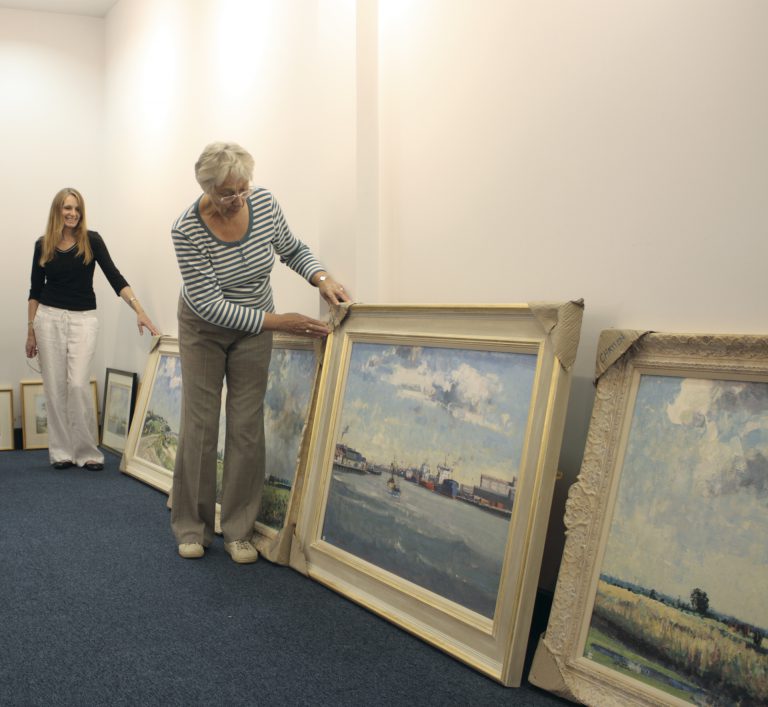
[{"left": 170, "top": 142, "right": 350, "bottom": 564}]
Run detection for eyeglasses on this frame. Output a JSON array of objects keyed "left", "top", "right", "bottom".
[{"left": 216, "top": 189, "right": 252, "bottom": 205}]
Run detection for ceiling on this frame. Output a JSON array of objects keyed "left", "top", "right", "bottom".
[{"left": 0, "top": 0, "right": 117, "bottom": 17}]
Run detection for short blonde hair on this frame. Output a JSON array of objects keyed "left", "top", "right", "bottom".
[{"left": 194, "top": 142, "right": 254, "bottom": 193}]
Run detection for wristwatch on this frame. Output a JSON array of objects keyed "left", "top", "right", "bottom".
[{"left": 318, "top": 275, "right": 328, "bottom": 283}]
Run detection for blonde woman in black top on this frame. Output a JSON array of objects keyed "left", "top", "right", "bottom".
[{"left": 26, "top": 188, "right": 159, "bottom": 470}]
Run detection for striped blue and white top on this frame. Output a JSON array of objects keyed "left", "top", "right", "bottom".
[{"left": 171, "top": 187, "right": 323, "bottom": 333}]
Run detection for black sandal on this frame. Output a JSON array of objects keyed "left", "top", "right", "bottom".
[
  {"left": 52, "top": 460, "right": 74, "bottom": 469},
  {"left": 84, "top": 462, "right": 104, "bottom": 471}
]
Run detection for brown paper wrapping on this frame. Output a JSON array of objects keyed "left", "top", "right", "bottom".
[
  {"left": 594, "top": 329, "right": 652, "bottom": 382},
  {"left": 530, "top": 299, "right": 585, "bottom": 371}
]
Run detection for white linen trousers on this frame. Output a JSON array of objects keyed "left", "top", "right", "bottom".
[{"left": 33, "top": 304, "right": 103, "bottom": 466}]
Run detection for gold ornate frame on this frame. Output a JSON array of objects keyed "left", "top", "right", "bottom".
[{"left": 530, "top": 331, "right": 768, "bottom": 705}]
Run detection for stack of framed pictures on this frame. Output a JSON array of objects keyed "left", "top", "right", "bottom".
[
  {"left": 530, "top": 331, "right": 768, "bottom": 706},
  {"left": 120, "top": 301, "right": 583, "bottom": 687},
  {"left": 120, "top": 334, "right": 323, "bottom": 562}
]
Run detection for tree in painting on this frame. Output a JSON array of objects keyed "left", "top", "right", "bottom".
[{"left": 586, "top": 376, "right": 768, "bottom": 706}]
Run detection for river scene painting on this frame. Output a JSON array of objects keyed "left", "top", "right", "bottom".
[
  {"left": 321, "top": 341, "right": 538, "bottom": 619},
  {"left": 586, "top": 375, "right": 768, "bottom": 706}
]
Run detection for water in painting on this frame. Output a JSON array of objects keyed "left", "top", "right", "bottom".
[{"left": 321, "top": 342, "right": 538, "bottom": 619}]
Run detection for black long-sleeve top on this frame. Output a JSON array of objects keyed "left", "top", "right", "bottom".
[{"left": 28, "top": 231, "right": 129, "bottom": 311}]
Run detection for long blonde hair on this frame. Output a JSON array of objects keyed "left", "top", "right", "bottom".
[{"left": 38, "top": 188, "right": 92, "bottom": 266}]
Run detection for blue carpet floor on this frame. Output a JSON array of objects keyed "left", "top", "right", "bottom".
[{"left": 0, "top": 449, "right": 571, "bottom": 706}]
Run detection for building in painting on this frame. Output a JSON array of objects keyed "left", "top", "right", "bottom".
[{"left": 473, "top": 474, "right": 516, "bottom": 512}]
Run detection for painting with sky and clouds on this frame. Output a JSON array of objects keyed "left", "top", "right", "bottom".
[
  {"left": 586, "top": 374, "right": 768, "bottom": 705},
  {"left": 213, "top": 345, "right": 317, "bottom": 529},
  {"left": 322, "top": 341, "right": 538, "bottom": 619}
]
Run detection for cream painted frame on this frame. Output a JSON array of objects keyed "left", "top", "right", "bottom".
[
  {"left": 0, "top": 387, "right": 14, "bottom": 451},
  {"left": 120, "top": 336, "right": 179, "bottom": 493},
  {"left": 120, "top": 336, "right": 181, "bottom": 493},
  {"left": 530, "top": 332, "right": 768, "bottom": 706},
  {"left": 21, "top": 379, "right": 99, "bottom": 450},
  {"left": 292, "top": 303, "right": 582, "bottom": 686}
]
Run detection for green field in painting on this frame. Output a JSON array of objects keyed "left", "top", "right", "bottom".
[
  {"left": 586, "top": 623, "right": 698, "bottom": 703},
  {"left": 586, "top": 580, "right": 768, "bottom": 706},
  {"left": 257, "top": 484, "right": 290, "bottom": 529}
]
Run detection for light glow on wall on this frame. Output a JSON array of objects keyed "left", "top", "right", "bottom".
[
  {"left": 210, "top": 0, "right": 274, "bottom": 108},
  {"left": 133, "top": 2, "right": 181, "bottom": 136}
]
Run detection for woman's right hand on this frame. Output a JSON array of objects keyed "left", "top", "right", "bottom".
[
  {"left": 25, "top": 331, "right": 38, "bottom": 358},
  {"left": 271, "top": 313, "right": 330, "bottom": 338}
]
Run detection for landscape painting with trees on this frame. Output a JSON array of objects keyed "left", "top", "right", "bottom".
[
  {"left": 586, "top": 374, "right": 768, "bottom": 705},
  {"left": 136, "top": 353, "right": 182, "bottom": 472}
]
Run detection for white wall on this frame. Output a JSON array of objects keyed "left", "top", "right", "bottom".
[
  {"left": 0, "top": 8, "right": 105, "bottom": 424},
  {"left": 2, "top": 0, "right": 766, "bottom": 589},
  {"left": 378, "top": 0, "right": 768, "bottom": 586},
  {"left": 97, "top": 0, "right": 360, "bottom": 372}
]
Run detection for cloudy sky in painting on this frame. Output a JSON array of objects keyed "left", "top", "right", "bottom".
[
  {"left": 263, "top": 348, "right": 316, "bottom": 481},
  {"left": 337, "top": 342, "right": 538, "bottom": 486},
  {"left": 600, "top": 375, "right": 768, "bottom": 626},
  {"left": 145, "top": 354, "right": 182, "bottom": 431}
]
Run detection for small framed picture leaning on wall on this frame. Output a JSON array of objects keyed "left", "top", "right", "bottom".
[
  {"left": 101, "top": 369, "right": 139, "bottom": 455},
  {"left": 0, "top": 387, "right": 14, "bottom": 451},
  {"left": 21, "top": 379, "right": 99, "bottom": 450}
]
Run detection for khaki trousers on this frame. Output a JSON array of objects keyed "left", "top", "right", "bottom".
[{"left": 171, "top": 297, "right": 272, "bottom": 546}]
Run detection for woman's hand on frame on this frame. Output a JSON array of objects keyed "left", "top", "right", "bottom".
[
  {"left": 316, "top": 275, "right": 351, "bottom": 307},
  {"left": 276, "top": 313, "right": 330, "bottom": 339},
  {"left": 137, "top": 312, "right": 161, "bottom": 336}
]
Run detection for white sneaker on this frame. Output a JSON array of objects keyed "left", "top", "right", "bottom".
[
  {"left": 178, "top": 542, "right": 204, "bottom": 559},
  {"left": 224, "top": 539, "right": 259, "bottom": 564}
]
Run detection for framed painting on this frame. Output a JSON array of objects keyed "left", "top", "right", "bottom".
[
  {"left": 21, "top": 379, "right": 99, "bottom": 450},
  {"left": 214, "top": 334, "right": 322, "bottom": 562},
  {"left": 101, "top": 368, "right": 139, "bottom": 454},
  {"left": 0, "top": 387, "right": 14, "bottom": 451},
  {"left": 530, "top": 331, "right": 768, "bottom": 706},
  {"left": 292, "top": 302, "right": 583, "bottom": 686},
  {"left": 121, "top": 337, "right": 181, "bottom": 493}
]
